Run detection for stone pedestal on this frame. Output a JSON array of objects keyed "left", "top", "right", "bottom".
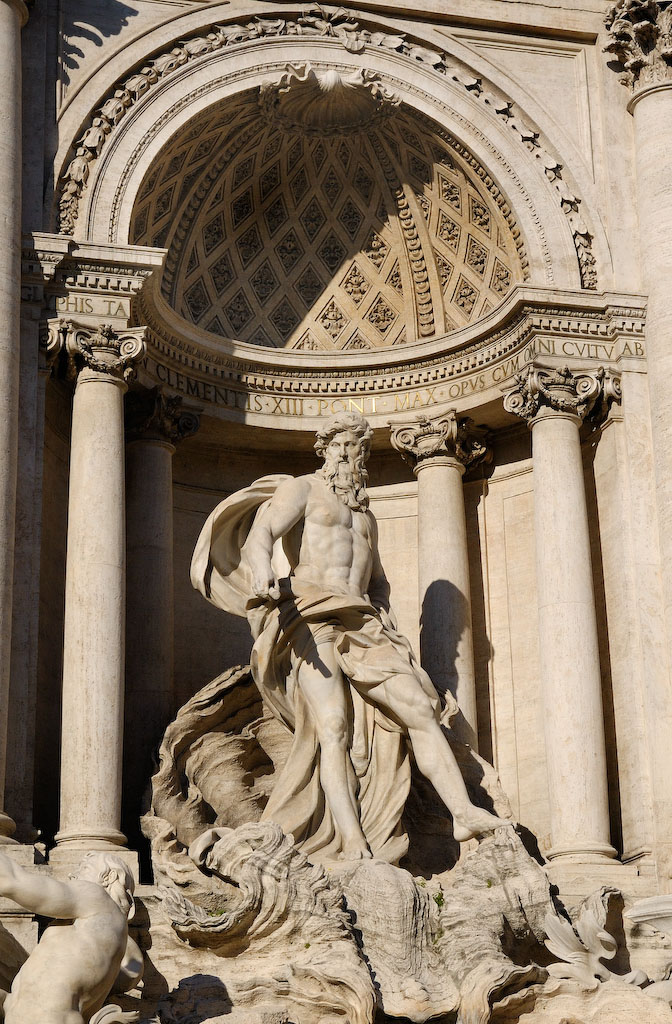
[
  {"left": 0, "top": 0, "right": 30, "bottom": 843},
  {"left": 52, "top": 322, "right": 145, "bottom": 853},
  {"left": 123, "top": 388, "right": 198, "bottom": 849},
  {"left": 504, "top": 365, "right": 620, "bottom": 862},
  {"left": 391, "top": 413, "right": 489, "bottom": 747}
]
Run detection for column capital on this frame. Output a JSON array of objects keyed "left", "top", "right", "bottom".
[
  {"left": 390, "top": 412, "right": 490, "bottom": 473},
  {"left": 125, "top": 386, "right": 200, "bottom": 445},
  {"left": 44, "top": 318, "right": 147, "bottom": 384},
  {"left": 604, "top": 0, "right": 672, "bottom": 96},
  {"left": 503, "top": 364, "right": 621, "bottom": 426}
]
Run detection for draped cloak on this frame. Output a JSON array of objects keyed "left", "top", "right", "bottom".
[{"left": 190, "top": 475, "right": 442, "bottom": 865}]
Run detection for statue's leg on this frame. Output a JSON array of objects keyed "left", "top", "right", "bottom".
[
  {"left": 369, "top": 674, "right": 512, "bottom": 841},
  {"left": 296, "top": 641, "right": 372, "bottom": 859}
]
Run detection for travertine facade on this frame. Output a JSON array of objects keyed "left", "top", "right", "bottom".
[{"left": 3, "top": 0, "right": 672, "bottom": 1019}]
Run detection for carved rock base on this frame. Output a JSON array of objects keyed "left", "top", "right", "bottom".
[{"left": 128, "top": 670, "right": 672, "bottom": 1023}]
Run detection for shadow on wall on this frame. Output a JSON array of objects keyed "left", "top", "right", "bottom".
[
  {"left": 419, "top": 578, "right": 468, "bottom": 700},
  {"left": 464, "top": 477, "right": 495, "bottom": 764},
  {"left": 420, "top": 578, "right": 489, "bottom": 745},
  {"left": 59, "top": 1, "right": 138, "bottom": 89}
]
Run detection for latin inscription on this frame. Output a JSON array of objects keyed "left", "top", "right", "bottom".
[
  {"left": 53, "top": 295, "right": 131, "bottom": 319},
  {"left": 142, "top": 335, "right": 644, "bottom": 419}
]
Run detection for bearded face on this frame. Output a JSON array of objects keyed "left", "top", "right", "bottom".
[{"left": 319, "top": 429, "right": 369, "bottom": 511}]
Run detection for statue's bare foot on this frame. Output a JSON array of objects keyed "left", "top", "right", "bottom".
[
  {"left": 452, "top": 808, "right": 513, "bottom": 843},
  {"left": 339, "top": 837, "right": 373, "bottom": 861}
]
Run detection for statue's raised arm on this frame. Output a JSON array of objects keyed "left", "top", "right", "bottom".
[{"left": 0, "top": 852, "right": 141, "bottom": 1024}]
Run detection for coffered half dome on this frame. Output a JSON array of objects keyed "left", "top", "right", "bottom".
[{"left": 130, "top": 79, "right": 528, "bottom": 352}]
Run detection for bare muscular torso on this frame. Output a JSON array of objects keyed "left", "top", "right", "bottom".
[
  {"left": 5, "top": 904, "right": 126, "bottom": 1024},
  {"left": 246, "top": 468, "right": 384, "bottom": 604},
  {"left": 292, "top": 476, "right": 374, "bottom": 596}
]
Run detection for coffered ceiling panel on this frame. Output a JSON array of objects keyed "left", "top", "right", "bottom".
[{"left": 130, "top": 93, "right": 527, "bottom": 351}]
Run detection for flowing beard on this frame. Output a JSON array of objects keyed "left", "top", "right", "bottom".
[{"left": 320, "top": 453, "right": 369, "bottom": 510}]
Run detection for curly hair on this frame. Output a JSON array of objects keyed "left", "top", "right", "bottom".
[
  {"left": 78, "top": 852, "right": 136, "bottom": 918},
  {"left": 314, "top": 412, "right": 373, "bottom": 460}
]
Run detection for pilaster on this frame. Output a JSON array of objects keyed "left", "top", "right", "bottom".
[
  {"left": 124, "top": 387, "right": 199, "bottom": 856},
  {"left": 0, "top": 0, "right": 30, "bottom": 842}
]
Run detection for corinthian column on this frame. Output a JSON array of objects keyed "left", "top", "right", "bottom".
[
  {"left": 123, "top": 388, "right": 198, "bottom": 848},
  {"left": 0, "top": 0, "right": 29, "bottom": 843},
  {"left": 391, "top": 413, "right": 489, "bottom": 747},
  {"left": 504, "top": 365, "right": 620, "bottom": 861},
  {"left": 604, "top": 1, "right": 672, "bottom": 881},
  {"left": 605, "top": 4, "right": 672, "bottom": 641},
  {"left": 53, "top": 321, "right": 146, "bottom": 852}
]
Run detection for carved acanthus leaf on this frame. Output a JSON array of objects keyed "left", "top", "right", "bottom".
[
  {"left": 390, "top": 411, "right": 490, "bottom": 470},
  {"left": 604, "top": 0, "right": 672, "bottom": 90},
  {"left": 503, "top": 364, "right": 621, "bottom": 424}
]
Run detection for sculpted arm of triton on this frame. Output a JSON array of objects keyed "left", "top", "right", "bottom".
[
  {"left": 245, "top": 476, "right": 311, "bottom": 599},
  {"left": 0, "top": 852, "right": 101, "bottom": 919}
]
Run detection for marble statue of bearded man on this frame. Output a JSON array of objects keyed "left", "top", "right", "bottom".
[{"left": 191, "top": 412, "right": 509, "bottom": 864}]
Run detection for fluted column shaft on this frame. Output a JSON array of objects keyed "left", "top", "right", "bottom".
[
  {"left": 505, "top": 365, "right": 619, "bottom": 861},
  {"left": 391, "top": 414, "right": 488, "bottom": 747},
  {"left": 0, "top": 0, "right": 29, "bottom": 842},
  {"left": 54, "top": 323, "right": 145, "bottom": 849},
  {"left": 123, "top": 389, "right": 198, "bottom": 847}
]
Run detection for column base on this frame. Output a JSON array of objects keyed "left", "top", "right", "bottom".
[
  {"left": 53, "top": 826, "right": 127, "bottom": 849},
  {"left": 0, "top": 810, "right": 17, "bottom": 843},
  {"left": 546, "top": 857, "right": 652, "bottom": 904},
  {"left": 545, "top": 839, "right": 618, "bottom": 862}
]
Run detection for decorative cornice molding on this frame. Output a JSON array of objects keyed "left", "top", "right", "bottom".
[
  {"left": 604, "top": 0, "right": 672, "bottom": 92},
  {"left": 136, "top": 282, "right": 645, "bottom": 399},
  {"left": 45, "top": 319, "right": 147, "bottom": 383},
  {"left": 390, "top": 411, "right": 489, "bottom": 471},
  {"left": 56, "top": 6, "right": 599, "bottom": 288},
  {"left": 502, "top": 364, "right": 622, "bottom": 425},
  {"left": 125, "top": 386, "right": 200, "bottom": 444},
  {"left": 259, "top": 63, "right": 400, "bottom": 133}
]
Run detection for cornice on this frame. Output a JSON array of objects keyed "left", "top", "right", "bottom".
[{"left": 138, "top": 279, "right": 645, "bottom": 387}]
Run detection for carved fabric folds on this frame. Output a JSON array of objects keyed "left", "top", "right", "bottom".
[{"left": 190, "top": 475, "right": 440, "bottom": 865}]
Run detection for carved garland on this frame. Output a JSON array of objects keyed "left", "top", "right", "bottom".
[{"left": 58, "top": 5, "right": 599, "bottom": 289}]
